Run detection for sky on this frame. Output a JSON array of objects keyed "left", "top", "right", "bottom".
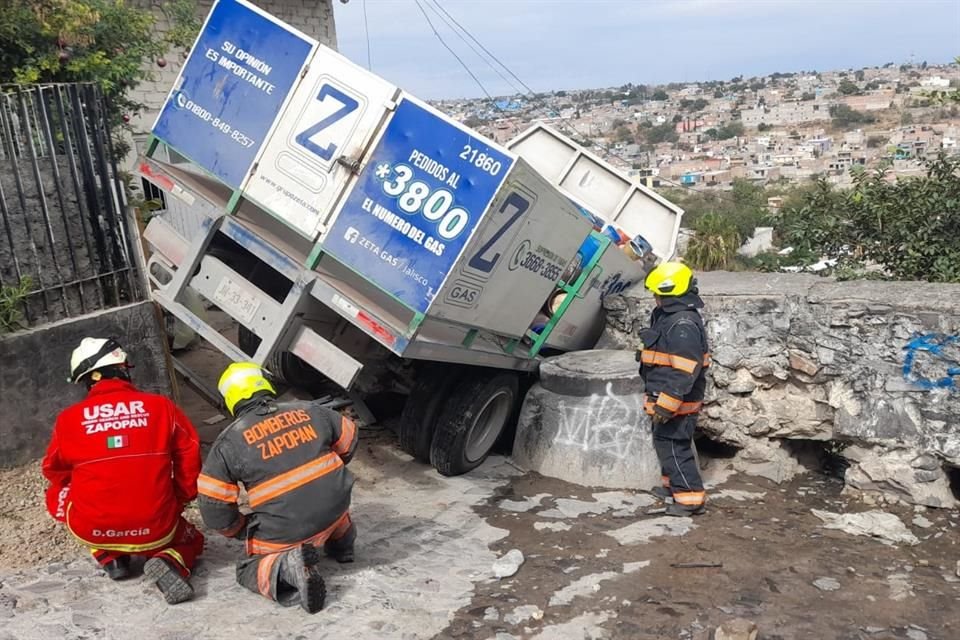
[{"left": 331, "top": 0, "right": 960, "bottom": 100}]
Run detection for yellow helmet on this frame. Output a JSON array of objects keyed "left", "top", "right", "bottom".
[
  {"left": 218, "top": 362, "right": 276, "bottom": 415},
  {"left": 644, "top": 261, "right": 694, "bottom": 297}
]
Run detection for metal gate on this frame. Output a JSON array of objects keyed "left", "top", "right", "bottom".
[{"left": 0, "top": 83, "right": 144, "bottom": 330}]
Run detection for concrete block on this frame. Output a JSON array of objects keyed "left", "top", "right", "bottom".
[
  {"left": 0, "top": 301, "right": 176, "bottom": 467},
  {"left": 538, "top": 349, "right": 642, "bottom": 397},
  {"left": 512, "top": 383, "right": 659, "bottom": 490}
]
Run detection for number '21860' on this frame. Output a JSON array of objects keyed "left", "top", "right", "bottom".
[{"left": 459, "top": 145, "right": 502, "bottom": 176}]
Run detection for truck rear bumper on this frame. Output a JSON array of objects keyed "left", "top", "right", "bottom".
[{"left": 144, "top": 214, "right": 364, "bottom": 389}]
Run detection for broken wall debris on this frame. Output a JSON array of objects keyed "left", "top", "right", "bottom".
[{"left": 601, "top": 272, "right": 960, "bottom": 507}]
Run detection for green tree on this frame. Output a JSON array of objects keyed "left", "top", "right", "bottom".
[
  {"left": 800, "top": 91, "right": 816, "bottom": 101},
  {"left": 613, "top": 125, "right": 634, "bottom": 143},
  {"left": 644, "top": 123, "right": 679, "bottom": 145},
  {"left": 651, "top": 89, "right": 669, "bottom": 101},
  {"left": 829, "top": 104, "right": 876, "bottom": 129},
  {"left": 684, "top": 214, "right": 741, "bottom": 271},
  {"left": 0, "top": 0, "right": 197, "bottom": 154},
  {"left": 714, "top": 121, "right": 744, "bottom": 140},
  {"left": 773, "top": 156, "right": 960, "bottom": 282},
  {"left": 900, "top": 111, "right": 914, "bottom": 125},
  {"left": 837, "top": 79, "right": 860, "bottom": 95},
  {"left": 757, "top": 122, "right": 772, "bottom": 132}
]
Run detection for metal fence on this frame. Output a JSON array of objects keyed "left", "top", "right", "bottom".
[{"left": 0, "top": 83, "right": 144, "bottom": 329}]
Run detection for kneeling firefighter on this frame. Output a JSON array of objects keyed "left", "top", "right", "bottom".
[
  {"left": 638, "top": 262, "right": 710, "bottom": 516},
  {"left": 198, "top": 363, "right": 358, "bottom": 613},
  {"left": 41, "top": 338, "right": 204, "bottom": 603}
]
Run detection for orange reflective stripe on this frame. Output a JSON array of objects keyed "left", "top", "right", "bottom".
[
  {"left": 676, "top": 401, "right": 703, "bottom": 415},
  {"left": 703, "top": 353, "right": 712, "bottom": 368},
  {"left": 656, "top": 393, "right": 682, "bottom": 412},
  {"left": 642, "top": 350, "right": 699, "bottom": 374},
  {"left": 661, "top": 475, "right": 671, "bottom": 488},
  {"left": 197, "top": 474, "right": 239, "bottom": 503},
  {"left": 246, "top": 453, "right": 343, "bottom": 508},
  {"left": 673, "top": 491, "right": 706, "bottom": 506},
  {"left": 641, "top": 350, "right": 672, "bottom": 367},
  {"left": 247, "top": 511, "right": 352, "bottom": 556},
  {"left": 332, "top": 416, "right": 356, "bottom": 457},
  {"left": 668, "top": 354, "right": 698, "bottom": 374},
  {"left": 257, "top": 553, "right": 280, "bottom": 599}
]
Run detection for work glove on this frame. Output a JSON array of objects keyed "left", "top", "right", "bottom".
[
  {"left": 649, "top": 399, "right": 674, "bottom": 426},
  {"left": 651, "top": 412, "right": 671, "bottom": 426}
]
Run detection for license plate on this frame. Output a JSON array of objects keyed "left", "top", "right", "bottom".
[{"left": 212, "top": 276, "right": 261, "bottom": 326}]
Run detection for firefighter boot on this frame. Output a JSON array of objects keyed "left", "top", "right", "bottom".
[
  {"left": 144, "top": 556, "right": 194, "bottom": 605},
  {"left": 280, "top": 543, "right": 326, "bottom": 614},
  {"left": 650, "top": 486, "right": 672, "bottom": 500},
  {"left": 324, "top": 525, "right": 356, "bottom": 564},
  {"left": 665, "top": 502, "right": 706, "bottom": 517},
  {"left": 103, "top": 555, "right": 131, "bottom": 581}
]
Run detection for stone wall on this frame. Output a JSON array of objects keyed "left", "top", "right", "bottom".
[
  {"left": 601, "top": 272, "right": 960, "bottom": 508},
  {"left": 0, "top": 302, "right": 176, "bottom": 467}
]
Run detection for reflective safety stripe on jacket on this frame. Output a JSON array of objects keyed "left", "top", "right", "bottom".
[
  {"left": 197, "top": 399, "right": 358, "bottom": 553},
  {"left": 639, "top": 305, "right": 710, "bottom": 418}
]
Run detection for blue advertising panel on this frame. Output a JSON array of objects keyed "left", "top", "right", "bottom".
[
  {"left": 324, "top": 99, "right": 515, "bottom": 313},
  {"left": 151, "top": 0, "right": 314, "bottom": 189}
]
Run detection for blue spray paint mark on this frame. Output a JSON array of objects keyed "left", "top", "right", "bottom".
[{"left": 902, "top": 333, "right": 960, "bottom": 390}]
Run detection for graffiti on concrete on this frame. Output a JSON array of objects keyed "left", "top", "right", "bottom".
[
  {"left": 902, "top": 333, "right": 960, "bottom": 391},
  {"left": 555, "top": 382, "right": 647, "bottom": 460}
]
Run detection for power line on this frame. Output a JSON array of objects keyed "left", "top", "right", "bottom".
[
  {"left": 362, "top": 0, "right": 372, "bottom": 71},
  {"left": 412, "top": 0, "right": 501, "bottom": 111},
  {"left": 422, "top": 1, "right": 742, "bottom": 206},
  {"left": 432, "top": 0, "right": 537, "bottom": 96},
  {"left": 422, "top": 0, "right": 526, "bottom": 97}
]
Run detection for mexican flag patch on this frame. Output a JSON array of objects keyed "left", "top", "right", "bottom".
[{"left": 106, "top": 435, "right": 128, "bottom": 449}]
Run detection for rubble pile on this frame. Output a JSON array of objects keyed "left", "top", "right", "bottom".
[{"left": 601, "top": 272, "right": 960, "bottom": 508}]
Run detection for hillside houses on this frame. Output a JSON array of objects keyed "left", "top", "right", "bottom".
[{"left": 436, "top": 60, "right": 960, "bottom": 191}]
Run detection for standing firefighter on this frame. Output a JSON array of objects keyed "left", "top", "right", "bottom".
[
  {"left": 638, "top": 263, "right": 710, "bottom": 516},
  {"left": 198, "top": 362, "right": 358, "bottom": 614},
  {"left": 41, "top": 338, "right": 204, "bottom": 603}
]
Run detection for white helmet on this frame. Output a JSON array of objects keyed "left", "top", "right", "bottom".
[{"left": 69, "top": 338, "right": 129, "bottom": 384}]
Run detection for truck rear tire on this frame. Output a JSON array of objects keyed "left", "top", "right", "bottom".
[
  {"left": 430, "top": 371, "right": 519, "bottom": 477},
  {"left": 398, "top": 364, "right": 464, "bottom": 463}
]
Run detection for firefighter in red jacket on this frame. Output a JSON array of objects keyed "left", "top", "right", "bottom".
[
  {"left": 198, "top": 362, "right": 358, "bottom": 613},
  {"left": 638, "top": 262, "right": 710, "bottom": 516},
  {"left": 41, "top": 337, "right": 204, "bottom": 604}
]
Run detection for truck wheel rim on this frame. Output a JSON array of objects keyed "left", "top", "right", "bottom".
[{"left": 465, "top": 390, "right": 512, "bottom": 463}]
